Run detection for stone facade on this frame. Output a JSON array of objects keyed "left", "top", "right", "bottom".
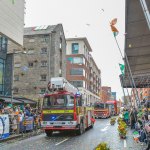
[{"left": 8, "top": 24, "right": 66, "bottom": 100}]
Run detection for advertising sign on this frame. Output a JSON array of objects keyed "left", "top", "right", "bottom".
[
  {"left": 0, "top": 0, "right": 24, "bottom": 46},
  {"left": 0, "top": 115, "right": 10, "bottom": 139}
]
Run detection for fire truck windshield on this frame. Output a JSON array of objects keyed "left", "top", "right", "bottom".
[
  {"left": 94, "top": 103, "right": 105, "bottom": 109},
  {"left": 43, "top": 94, "right": 74, "bottom": 108}
]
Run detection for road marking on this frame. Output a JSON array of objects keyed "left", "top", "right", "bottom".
[
  {"left": 124, "top": 139, "right": 127, "bottom": 148},
  {"left": 101, "top": 126, "right": 109, "bottom": 132},
  {"left": 55, "top": 138, "right": 69, "bottom": 146}
]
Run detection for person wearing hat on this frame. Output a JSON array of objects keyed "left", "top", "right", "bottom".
[{"left": 25, "top": 104, "right": 31, "bottom": 117}]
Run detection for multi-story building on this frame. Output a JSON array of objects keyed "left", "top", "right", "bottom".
[
  {"left": 66, "top": 37, "right": 101, "bottom": 105},
  {"left": 132, "top": 88, "right": 150, "bottom": 103},
  {"left": 101, "top": 86, "right": 111, "bottom": 102},
  {"left": 0, "top": 0, "right": 25, "bottom": 97},
  {"left": 9, "top": 24, "right": 66, "bottom": 100},
  {"left": 0, "top": 36, "right": 9, "bottom": 95}
]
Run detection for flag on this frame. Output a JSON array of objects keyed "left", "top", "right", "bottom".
[
  {"left": 110, "top": 18, "right": 119, "bottom": 37},
  {"left": 119, "top": 64, "right": 125, "bottom": 75},
  {"left": 110, "top": 18, "right": 117, "bottom": 26}
]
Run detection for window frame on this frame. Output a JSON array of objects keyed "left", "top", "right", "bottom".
[
  {"left": 40, "top": 74, "right": 47, "bottom": 81},
  {"left": 72, "top": 43, "right": 79, "bottom": 54}
]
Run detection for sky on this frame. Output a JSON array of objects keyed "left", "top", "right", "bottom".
[{"left": 25, "top": 0, "right": 125, "bottom": 100}]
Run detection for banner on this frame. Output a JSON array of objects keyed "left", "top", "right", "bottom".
[
  {"left": 0, "top": 115, "right": 10, "bottom": 139},
  {"left": 20, "top": 117, "right": 34, "bottom": 131}
]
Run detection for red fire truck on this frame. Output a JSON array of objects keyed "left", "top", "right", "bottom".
[
  {"left": 106, "top": 100, "right": 118, "bottom": 115},
  {"left": 94, "top": 102, "right": 111, "bottom": 118},
  {"left": 41, "top": 77, "right": 95, "bottom": 136}
]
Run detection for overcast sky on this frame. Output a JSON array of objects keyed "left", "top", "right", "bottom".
[{"left": 25, "top": 0, "right": 125, "bottom": 100}]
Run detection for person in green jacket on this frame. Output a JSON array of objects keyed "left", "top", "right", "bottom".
[{"left": 123, "top": 109, "right": 129, "bottom": 125}]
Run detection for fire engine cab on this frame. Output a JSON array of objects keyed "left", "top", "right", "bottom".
[{"left": 41, "top": 77, "right": 95, "bottom": 136}]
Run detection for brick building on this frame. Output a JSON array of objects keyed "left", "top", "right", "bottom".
[
  {"left": 101, "top": 86, "right": 111, "bottom": 102},
  {"left": 66, "top": 37, "right": 101, "bottom": 105},
  {"left": 9, "top": 24, "right": 66, "bottom": 100}
]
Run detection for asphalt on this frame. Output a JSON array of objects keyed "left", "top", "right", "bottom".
[{"left": 0, "top": 118, "right": 148, "bottom": 150}]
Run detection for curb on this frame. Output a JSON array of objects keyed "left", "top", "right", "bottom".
[
  {"left": 0, "top": 134, "right": 22, "bottom": 143},
  {"left": 0, "top": 130, "right": 44, "bottom": 143}
]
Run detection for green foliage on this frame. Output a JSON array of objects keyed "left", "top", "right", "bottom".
[
  {"left": 118, "top": 120, "right": 127, "bottom": 136},
  {"left": 110, "top": 118, "right": 116, "bottom": 125},
  {"left": 95, "top": 142, "right": 110, "bottom": 150}
]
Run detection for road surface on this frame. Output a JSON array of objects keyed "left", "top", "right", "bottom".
[{"left": 0, "top": 118, "right": 147, "bottom": 150}]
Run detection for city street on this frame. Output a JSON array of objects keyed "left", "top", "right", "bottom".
[{"left": 0, "top": 119, "right": 147, "bottom": 150}]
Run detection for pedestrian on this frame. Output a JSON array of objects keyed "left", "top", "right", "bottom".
[
  {"left": 123, "top": 109, "right": 129, "bottom": 125},
  {"left": 130, "top": 108, "right": 137, "bottom": 129},
  {"left": 25, "top": 104, "right": 31, "bottom": 117}
]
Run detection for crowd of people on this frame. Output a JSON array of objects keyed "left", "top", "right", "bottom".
[
  {"left": 122, "top": 102, "right": 150, "bottom": 150},
  {"left": 0, "top": 102, "right": 41, "bottom": 134}
]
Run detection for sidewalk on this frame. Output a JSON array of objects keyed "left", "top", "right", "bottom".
[
  {"left": 0, "top": 129, "right": 44, "bottom": 143},
  {"left": 125, "top": 127, "right": 147, "bottom": 150}
]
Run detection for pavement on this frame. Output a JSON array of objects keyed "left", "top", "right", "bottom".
[{"left": 0, "top": 118, "right": 148, "bottom": 150}]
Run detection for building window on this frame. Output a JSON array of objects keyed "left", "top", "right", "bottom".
[
  {"left": 70, "top": 81, "right": 83, "bottom": 88},
  {"left": 14, "top": 75, "right": 19, "bottom": 81},
  {"left": 67, "top": 57, "right": 83, "bottom": 64},
  {"left": 0, "top": 37, "right": 8, "bottom": 51},
  {"left": 0, "top": 58, "right": 5, "bottom": 94},
  {"left": 27, "top": 48, "right": 34, "bottom": 54},
  {"left": 40, "top": 88, "right": 46, "bottom": 94},
  {"left": 41, "top": 47, "right": 47, "bottom": 54},
  {"left": 14, "top": 63, "right": 21, "bottom": 68},
  {"left": 13, "top": 88, "right": 19, "bottom": 94},
  {"left": 28, "top": 62, "right": 34, "bottom": 67},
  {"left": 29, "top": 39, "right": 35, "bottom": 43},
  {"left": 41, "top": 35, "right": 49, "bottom": 43},
  {"left": 70, "top": 68, "right": 84, "bottom": 75},
  {"left": 41, "top": 61, "right": 47, "bottom": 67},
  {"left": 72, "top": 43, "right": 79, "bottom": 54},
  {"left": 41, "top": 75, "right": 47, "bottom": 81},
  {"left": 60, "top": 37, "right": 62, "bottom": 49}
]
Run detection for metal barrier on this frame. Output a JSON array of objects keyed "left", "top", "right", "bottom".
[{"left": 9, "top": 114, "right": 20, "bottom": 135}]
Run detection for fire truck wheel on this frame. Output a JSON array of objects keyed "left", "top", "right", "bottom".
[
  {"left": 45, "top": 130, "right": 53, "bottom": 137},
  {"left": 77, "top": 121, "right": 85, "bottom": 135}
]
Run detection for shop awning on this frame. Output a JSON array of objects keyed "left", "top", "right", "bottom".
[
  {"left": 14, "top": 97, "right": 37, "bottom": 105},
  {"left": 124, "top": 0, "right": 150, "bottom": 88},
  {"left": 0, "top": 97, "right": 23, "bottom": 104}
]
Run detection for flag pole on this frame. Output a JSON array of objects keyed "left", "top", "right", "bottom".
[{"left": 114, "top": 36, "right": 141, "bottom": 108}]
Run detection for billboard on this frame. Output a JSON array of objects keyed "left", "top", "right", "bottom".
[{"left": 0, "top": 0, "right": 24, "bottom": 46}]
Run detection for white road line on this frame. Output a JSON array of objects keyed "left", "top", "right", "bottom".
[
  {"left": 55, "top": 138, "right": 69, "bottom": 146},
  {"left": 101, "top": 126, "right": 109, "bottom": 132},
  {"left": 124, "top": 139, "right": 127, "bottom": 148}
]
